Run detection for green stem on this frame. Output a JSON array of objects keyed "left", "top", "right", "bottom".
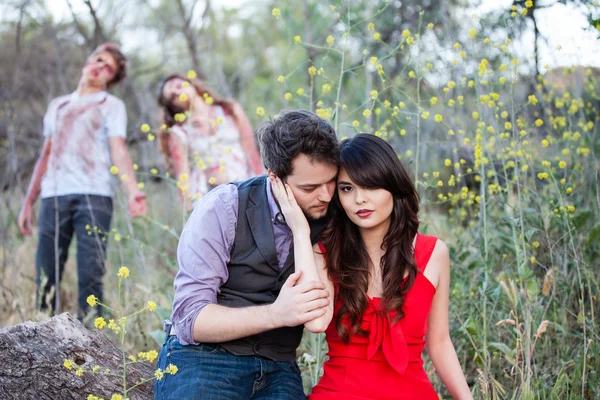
[{"left": 334, "top": 51, "right": 345, "bottom": 134}]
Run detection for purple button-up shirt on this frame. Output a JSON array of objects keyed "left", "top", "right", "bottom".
[{"left": 171, "top": 177, "right": 292, "bottom": 345}]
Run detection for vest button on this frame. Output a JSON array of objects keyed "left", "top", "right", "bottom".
[{"left": 254, "top": 343, "right": 261, "bottom": 351}]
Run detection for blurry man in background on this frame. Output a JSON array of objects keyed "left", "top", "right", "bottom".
[{"left": 18, "top": 43, "right": 147, "bottom": 320}]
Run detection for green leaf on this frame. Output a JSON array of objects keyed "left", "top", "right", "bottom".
[
  {"left": 463, "top": 317, "right": 480, "bottom": 339},
  {"left": 156, "top": 305, "right": 172, "bottom": 322},
  {"left": 148, "top": 329, "right": 166, "bottom": 347},
  {"left": 586, "top": 224, "right": 600, "bottom": 247},
  {"left": 526, "top": 277, "right": 539, "bottom": 300},
  {"left": 488, "top": 341, "right": 514, "bottom": 358},
  {"left": 572, "top": 210, "right": 592, "bottom": 230}
]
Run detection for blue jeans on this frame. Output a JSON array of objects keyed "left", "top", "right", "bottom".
[
  {"left": 36, "top": 194, "right": 112, "bottom": 319},
  {"left": 154, "top": 336, "right": 306, "bottom": 400}
]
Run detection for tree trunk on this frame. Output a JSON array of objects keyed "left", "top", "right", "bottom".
[{"left": 0, "top": 313, "right": 154, "bottom": 399}]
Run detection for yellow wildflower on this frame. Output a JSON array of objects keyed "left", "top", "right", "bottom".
[
  {"left": 95, "top": 317, "right": 107, "bottom": 330},
  {"left": 296, "top": 88, "right": 305, "bottom": 96},
  {"left": 147, "top": 301, "right": 157, "bottom": 312},
  {"left": 272, "top": 8, "right": 281, "bottom": 18},
  {"left": 140, "top": 124, "right": 150, "bottom": 133},
  {"left": 165, "top": 364, "right": 179, "bottom": 375},
  {"left": 187, "top": 70, "right": 197, "bottom": 79},
  {"left": 87, "top": 295, "right": 98, "bottom": 307},
  {"left": 363, "top": 110, "right": 371, "bottom": 117},
  {"left": 528, "top": 94, "right": 538, "bottom": 105},
  {"left": 294, "top": 36, "right": 301, "bottom": 44},
  {"left": 108, "top": 319, "right": 120, "bottom": 333},
  {"left": 256, "top": 107, "right": 265, "bottom": 117},
  {"left": 117, "top": 266, "right": 130, "bottom": 279},
  {"left": 535, "top": 119, "right": 544, "bottom": 127},
  {"left": 155, "top": 369, "right": 165, "bottom": 380},
  {"left": 145, "top": 350, "right": 158, "bottom": 362},
  {"left": 64, "top": 359, "right": 75, "bottom": 370},
  {"left": 374, "top": 32, "right": 381, "bottom": 40},
  {"left": 284, "top": 92, "right": 292, "bottom": 101},
  {"left": 109, "top": 166, "right": 119, "bottom": 175},
  {"left": 327, "top": 35, "right": 335, "bottom": 45},
  {"left": 352, "top": 120, "right": 360, "bottom": 128},
  {"left": 435, "top": 114, "right": 443, "bottom": 123}
]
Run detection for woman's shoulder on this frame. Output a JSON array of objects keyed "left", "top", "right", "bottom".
[{"left": 415, "top": 234, "right": 448, "bottom": 272}]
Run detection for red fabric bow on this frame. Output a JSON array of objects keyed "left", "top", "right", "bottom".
[{"left": 365, "top": 300, "right": 409, "bottom": 375}]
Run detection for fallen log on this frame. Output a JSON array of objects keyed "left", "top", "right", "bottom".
[{"left": 0, "top": 313, "right": 153, "bottom": 399}]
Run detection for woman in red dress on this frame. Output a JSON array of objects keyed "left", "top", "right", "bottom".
[{"left": 270, "top": 134, "right": 473, "bottom": 399}]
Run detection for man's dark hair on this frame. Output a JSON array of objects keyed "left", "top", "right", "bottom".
[{"left": 256, "top": 110, "right": 339, "bottom": 179}]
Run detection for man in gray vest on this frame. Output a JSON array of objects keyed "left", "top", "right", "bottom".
[{"left": 155, "top": 110, "right": 340, "bottom": 399}]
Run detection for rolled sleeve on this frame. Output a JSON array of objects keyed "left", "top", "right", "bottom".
[{"left": 171, "top": 184, "right": 238, "bottom": 345}]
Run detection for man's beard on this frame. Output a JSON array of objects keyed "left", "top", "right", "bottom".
[{"left": 303, "top": 203, "right": 329, "bottom": 220}]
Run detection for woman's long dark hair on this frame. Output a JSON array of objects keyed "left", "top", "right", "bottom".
[{"left": 322, "top": 134, "right": 420, "bottom": 343}]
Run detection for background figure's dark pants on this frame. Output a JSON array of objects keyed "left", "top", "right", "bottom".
[
  {"left": 154, "top": 336, "right": 307, "bottom": 400},
  {"left": 36, "top": 194, "right": 113, "bottom": 319}
]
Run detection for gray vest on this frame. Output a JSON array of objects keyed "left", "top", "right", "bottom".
[{"left": 217, "top": 176, "right": 327, "bottom": 361}]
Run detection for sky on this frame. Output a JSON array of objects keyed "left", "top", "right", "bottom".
[
  {"left": 44, "top": 0, "right": 600, "bottom": 69},
  {"left": 473, "top": 0, "right": 600, "bottom": 68}
]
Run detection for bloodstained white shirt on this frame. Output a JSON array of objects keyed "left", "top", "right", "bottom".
[{"left": 40, "top": 91, "right": 127, "bottom": 198}]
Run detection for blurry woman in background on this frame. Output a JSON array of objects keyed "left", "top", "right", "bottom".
[{"left": 158, "top": 74, "right": 262, "bottom": 208}]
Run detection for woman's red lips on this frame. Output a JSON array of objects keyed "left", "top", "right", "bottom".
[{"left": 356, "top": 209, "right": 373, "bottom": 218}]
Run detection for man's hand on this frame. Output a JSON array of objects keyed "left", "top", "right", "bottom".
[
  {"left": 268, "top": 270, "right": 330, "bottom": 327},
  {"left": 18, "top": 202, "right": 35, "bottom": 236},
  {"left": 128, "top": 191, "right": 148, "bottom": 217}
]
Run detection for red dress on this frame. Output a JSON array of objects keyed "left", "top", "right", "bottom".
[{"left": 309, "top": 234, "right": 439, "bottom": 400}]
